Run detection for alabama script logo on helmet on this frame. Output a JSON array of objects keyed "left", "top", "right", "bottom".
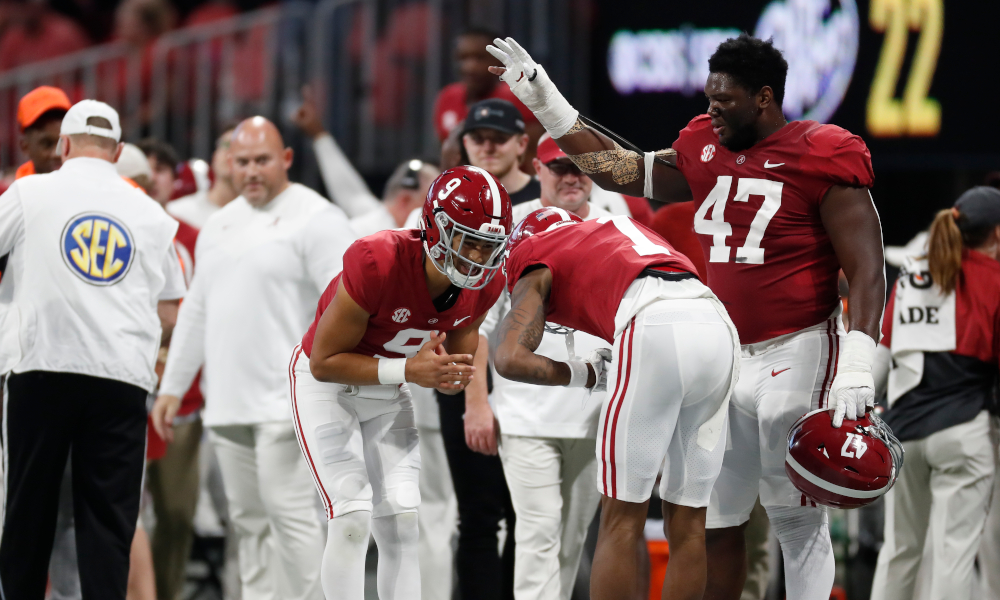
[
  {"left": 785, "top": 408, "right": 904, "bottom": 509},
  {"left": 62, "top": 213, "right": 135, "bottom": 286}
]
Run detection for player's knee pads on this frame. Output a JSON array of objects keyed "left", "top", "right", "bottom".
[
  {"left": 765, "top": 505, "right": 830, "bottom": 546},
  {"left": 376, "top": 469, "right": 421, "bottom": 516},
  {"left": 372, "top": 512, "right": 420, "bottom": 550},
  {"left": 315, "top": 421, "right": 373, "bottom": 509},
  {"left": 328, "top": 510, "right": 373, "bottom": 550}
]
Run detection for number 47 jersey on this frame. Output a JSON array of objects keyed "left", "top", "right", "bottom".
[{"left": 672, "top": 115, "right": 875, "bottom": 345}]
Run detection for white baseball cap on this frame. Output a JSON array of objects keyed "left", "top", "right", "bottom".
[
  {"left": 60, "top": 99, "right": 121, "bottom": 142},
  {"left": 115, "top": 143, "right": 152, "bottom": 179}
]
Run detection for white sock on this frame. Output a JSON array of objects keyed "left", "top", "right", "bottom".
[
  {"left": 766, "top": 505, "right": 835, "bottom": 600},
  {"left": 323, "top": 511, "right": 372, "bottom": 600},
  {"left": 371, "top": 512, "right": 422, "bottom": 600}
]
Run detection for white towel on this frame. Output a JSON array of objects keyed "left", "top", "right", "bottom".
[{"left": 887, "top": 256, "right": 956, "bottom": 405}]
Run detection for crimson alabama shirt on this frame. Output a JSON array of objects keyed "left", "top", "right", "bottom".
[
  {"left": 504, "top": 216, "right": 698, "bottom": 344},
  {"left": 672, "top": 115, "right": 875, "bottom": 344},
  {"left": 302, "top": 229, "right": 503, "bottom": 358}
]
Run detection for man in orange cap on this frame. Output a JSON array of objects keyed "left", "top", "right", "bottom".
[{"left": 16, "top": 85, "right": 72, "bottom": 178}]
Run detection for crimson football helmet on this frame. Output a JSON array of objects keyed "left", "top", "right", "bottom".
[
  {"left": 504, "top": 206, "right": 584, "bottom": 260},
  {"left": 420, "top": 165, "right": 513, "bottom": 289},
  {"left": 785, "top": 408, "right": 904, "bottom": 509}
]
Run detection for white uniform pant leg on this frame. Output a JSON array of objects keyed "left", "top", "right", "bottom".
[
  {"left": 254, "top": 421, "right": 326, "bottom": 600},
  {"left": 416, "top": 424, "right": 456, "bottom": 600},
  {"left": 873, "top": 412, "right": 995, "bottom": 600},
  {"left": 598, "top": 299, "right": 737, "bottom": 506},
  {"left": 210, "top": 425, "right": 276, "bottom": 600},
  {"left": 977, "top": 414, "right": 1000, "bottom": 598},
  {"left": 556, "top": 438, "right": 600, "bottom": 600},
  {"left": 501, "top": 436, "right": 564, "bottom": 600}
]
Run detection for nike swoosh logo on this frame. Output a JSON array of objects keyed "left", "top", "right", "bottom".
[
  {"left": 771, "top": 368, "right": 790, "bottom": 377},
  {"left": 764, "top": 160, "right": 784, "bottom": 169},
  {"left": 453, "top": 316, "right": 471, "bottom": 326}
]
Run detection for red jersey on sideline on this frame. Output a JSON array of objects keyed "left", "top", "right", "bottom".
[
  {"left": 433, "top": 82, "right": 539, "bottom": 141},
  {"left": 649, "top": 202, "right": 706, "bottom": 281},
  {"left": 302, "top": 230, "right": 503, "bottom": 359},
  {"left": 672, "top": 115, "right": 874, "bottom": 344},
  {"left": 504, "top": 216, "right": 697, "bottom": 344},
  {"left": 881, "top": 250, "right": 1000, "bottom": 366}
]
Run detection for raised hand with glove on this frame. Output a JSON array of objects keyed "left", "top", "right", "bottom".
[
  {"left": 831, "top": 330, "right": 877, "bottom": 427},
  {"left": 486, "top": 37, "right": 579, "bottom": 139}
]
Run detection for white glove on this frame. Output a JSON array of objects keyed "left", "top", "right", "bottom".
[
  {"left": 586, "top": 348, "right": 613, "bottom": 393},
  {"left": 486, "top": 37, "right": 579, "bottom": 138},
  {"left": 831, "top": 331, "right": 877, "bottom": 428}
]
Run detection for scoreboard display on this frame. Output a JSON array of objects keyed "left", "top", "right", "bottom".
[{"left": 590, "top": 0, "right": 1000, "bottom": 169}]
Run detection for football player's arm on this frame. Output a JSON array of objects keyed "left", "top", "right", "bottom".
[
  {"left": 309, "top": 280, "right": 475, "bottom": 389},
  {"left": 821, "top": 185, "right": 887, "bottom": 426},
  {"left": 494, "top": 268, "right": 596, "bottom": 387},
  {"left": 821, "top": 185, "right": 885, "bottom": 339},
  {"left": 486, "top": 37, "right": 691, "bottom": 204}
]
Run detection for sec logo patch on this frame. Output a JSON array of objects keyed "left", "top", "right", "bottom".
[
  {"left": 62, "top": 213, "right": 134, "bottom": 285},
  {"left": 701, "top": 144, "right": 716, "bottom": 163}
]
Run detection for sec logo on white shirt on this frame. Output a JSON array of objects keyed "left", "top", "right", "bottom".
[{"left": 62, "top": 213, "right": 135, "bottom": 285}]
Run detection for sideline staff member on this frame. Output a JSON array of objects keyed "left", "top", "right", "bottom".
[{"left": 0, "top": 100, "right": 185, "bottom": 600}]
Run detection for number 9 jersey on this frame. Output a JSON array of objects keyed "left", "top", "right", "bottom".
[
  {"left": 301, "top": 229, "right": 504, "bottom": 360},
  {"left": 672, "top": 115, "right": 875, "bottom": 345}
]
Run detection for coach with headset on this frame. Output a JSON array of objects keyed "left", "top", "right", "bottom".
[{"left": 0, "top": 100, "right": 185, "bottom": 600}]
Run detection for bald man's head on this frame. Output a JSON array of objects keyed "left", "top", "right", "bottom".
[{"left": 229, "top": 116, "right": 292, "bottom": 207}]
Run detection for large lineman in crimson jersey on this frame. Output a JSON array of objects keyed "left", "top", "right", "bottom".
[
  {"left": 494, "top": 207, "right": 740, "bottom": 600},
  {"left": 487, "top": 33, "right": 887, "bottom": 600},
  {"left": 290, "top": 165, "right": 511, "bottom": 600}
]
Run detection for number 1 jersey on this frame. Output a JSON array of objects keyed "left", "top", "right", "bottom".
[
  {"left": 504, "top": 216, "right": 698, "bottom": 344},
  {"left": 672, "top": 115, "right": 875, "bottom": 345},
  {"left": 301, "top": 229, "right": 503, "bottom": 359}
]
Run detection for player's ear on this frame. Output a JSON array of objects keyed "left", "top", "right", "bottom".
[
  {"left": 283, "top": 146, "right": 294, "bottom": 169},
  {"left": 758, "top": 86, "right": 774, "bottom": 110}
]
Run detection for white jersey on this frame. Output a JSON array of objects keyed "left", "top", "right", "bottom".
[
  {"left": 166, "top": 190, "right": 218, "bottom": 229},
  {"left": 0, "top": 157, "right": 184, "bottom": 392},
  {"left": 482, "top": 200, "right": 612, "bottom": 439},
  {"left": 160, "top": 183, "right": 356, "bottom": 426}
]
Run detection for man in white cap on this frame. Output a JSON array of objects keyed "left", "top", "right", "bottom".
[{"left": 0, "top": 99, "right": 186, "bottom": 599}]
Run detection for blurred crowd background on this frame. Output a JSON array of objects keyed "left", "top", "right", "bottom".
[{"left": 2, "top": 1, "right": 998, "bottom": 600}]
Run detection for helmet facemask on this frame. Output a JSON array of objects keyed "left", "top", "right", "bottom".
[
  {"left": 865, "top": 411, "right": 904, "bottom": 491},
  {"left": 425, "top": 209, "right": 507, "bottom": 290}
]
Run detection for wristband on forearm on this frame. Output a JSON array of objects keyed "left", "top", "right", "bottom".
[
  {"left": 565, "top": 360, "right": 589, "bottom": 388},
  {"left": 377, "top": 358, "right": 407, "bottom": 385}
]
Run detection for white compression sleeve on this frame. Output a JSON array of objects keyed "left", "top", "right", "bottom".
[
  {"left": 766, "top": 506, "right": 835, "bottom": 600},
  {"left": 322, "top": 511, "right": 372, "bottom": 600},
  {"left": 371, "top": 513, "right": 421, "bottom": 600},
  {"left": 312, "top": 133, "right": 382, "bottom": 218}
]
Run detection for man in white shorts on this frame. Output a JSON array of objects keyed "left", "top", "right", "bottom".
[{"left": 495, "top": 208, "right": 739, "bottom": 600}]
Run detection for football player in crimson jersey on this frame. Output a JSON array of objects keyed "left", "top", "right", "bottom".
[
  {"left": 495, "top": 208, "right": 740, "bottom": 600},
  {"left": 289, "top": 165, "right": 512, "bottom": 600},
  {"left": 488, "top": 34, "right": 885, "bottom": 600}
]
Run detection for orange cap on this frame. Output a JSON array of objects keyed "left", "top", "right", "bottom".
[{"left": 17, "top": 86, "right": 72, "bottom": 130}]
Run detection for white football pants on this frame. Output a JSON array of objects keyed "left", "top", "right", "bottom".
[
  {"left": 871, "top": 411, "right": 995, "bottom": 600},
  {"left": 414, "top": 382, "right": 457, "bottom": 600},
  {"left": 209, "top": 422, "right": 325, "bottom": 600},
  {"left": 500, "top": 435, "right": 601, "bottom": 600}
]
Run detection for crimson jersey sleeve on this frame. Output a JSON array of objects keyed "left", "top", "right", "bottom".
[
  {"left": 672, "top": 114, "right": 713, "bottom": 172},
  {"left": 340, "top": 238, "right": 385, "bottom": 315},
  {"left": 800, "top": 125, "right": 875, "bottom": 191}
]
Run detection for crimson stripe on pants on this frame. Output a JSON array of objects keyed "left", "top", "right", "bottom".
[
  {"left": 288, "top": 345, "right": 334, "bottom": 518},
  {"left": 607, "top": 318, "right": 637, "bottom": 499},
  {"left": 818, "top": 319, "right": 836, "bottom": 409},
  {"left": 600, "top": 321, "right": 632, "bottom": 496}
]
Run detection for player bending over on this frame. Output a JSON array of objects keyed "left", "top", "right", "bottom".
[
  {"left": 290, "top": 166, "right": 512, "bottom": 600},
  {"left": 487, "top": 34, "right": 885, "bottom": 600},
  {"left": 494, "top": 208, "right": 740, "bottom": 600}
]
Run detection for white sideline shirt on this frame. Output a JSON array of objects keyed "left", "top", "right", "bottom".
[
  {"left": 482, "top": 199, "right": 611, "bottom": 439},
  {"left": 166, "top": 191, "right": 218, "bottom": 229},
  {"left": 160, "top": 183, "right": 355, "bottom": 426},
  {"left": 0, "top": 157, "right": 184, "bottom": 392}
]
